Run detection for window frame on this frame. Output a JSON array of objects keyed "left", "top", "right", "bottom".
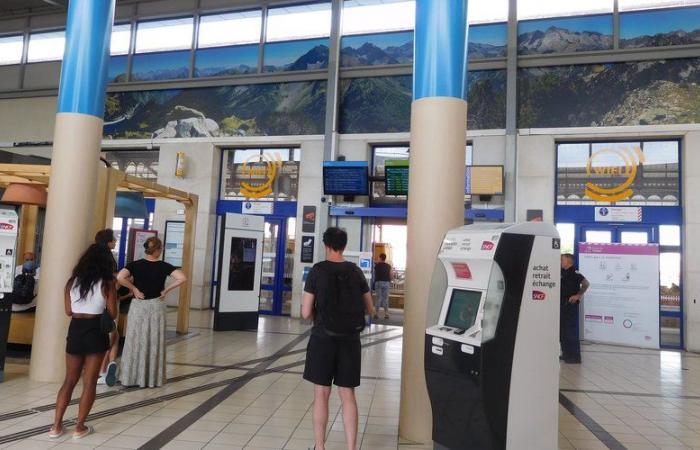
[
  {"left": 134, "top": 16, "right": 195, "bottom": 54},
  {"left": 0, "top": 34, "right": 25, "bottom": 66},
  {"left": 26, "top": 29, "right": 66, "bottom": 63},
  {"left": 197, "top": 9, "right": 263, "bottom": 49},
  {"left": 265, "top": 1, "right": 333, "bottom": 43}
]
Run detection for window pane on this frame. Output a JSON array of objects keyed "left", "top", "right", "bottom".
[
  {"left": 198, "top": 11, "right": 262, "bottom": 48},
  {"left": 660, "top": 251, "right": 681, "bottom": 312},
  {"left": 620, "top": 0, "right": 700, "bottom": 11},
  {"left": 585, "top": 230, "right": 612, "bottom": 243},
  {"left": 111, "top": 23, "right": 131, "bottom": 55},
  {"left": 620, "top": 6, "right": 700, "bottom": 48},
  {"left": 27, "top": 31, "right": 65, "bottom": 62},
  {"left": 620, "top": 231, "right": 649, "bottom": 244},
  {"left": 556, "top": 223, "right": 575, "bottom": 254},
  {"left": 222, "top": 148, "right": 300, "bottom": 201},
  {"left": 660, "top": 225, "right": 681, "bottom": 246},
  {"left": 0, "top": 35, "right": 24, "bottom": 65},
  {"left": 518, "top": 15, "right": 613, "bottom": 55},
  {"left": 136, "top": 18, "right": 194, "bottom": 53},
  {"left": 469, "top": 0, "right": 509, "bottom": 23},
  {"left": 342, "top": 0, "right": 415, "bottom": 35},
  {"left": 266, "top": 3, "right": 332, "bottom": 42},
  {"left": 518, "top": 0, "right": 614, "bottom": 20}
]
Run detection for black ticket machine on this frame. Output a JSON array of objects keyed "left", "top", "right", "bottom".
[{"left": 425, "top": 223, "right": 560, "bottom": 450}]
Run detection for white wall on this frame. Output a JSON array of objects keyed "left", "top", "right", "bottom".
[
  {"left": 0, "top": 96, "right": 57, "bottom": 143},
  {"left": 515, "top": 134, "right": 556, "bottom": 223},
  {"left": 683, "top": 131, "right": 700, "bottom": 351}
]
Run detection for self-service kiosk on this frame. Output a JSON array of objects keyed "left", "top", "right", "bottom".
[
  {"left": 425, "top": 223, "right": 560, "bottom": 450},
  {"left": 214, "top": 213, "right": 264, "bottom": 331}
]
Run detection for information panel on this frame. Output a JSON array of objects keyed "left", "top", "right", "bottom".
[
  {"left": 323, "top": 161, "right": 369, "bottom": 195},
  {"left": 578, "top": 242, "right": 660, "bottom": 349},
  {"left": 465, "top": 166, "right": 504, "bottom": 195},
  {"left": 385, "top": 160, "right": 409, "bottom": 196},
  {"left": 163, "top": 221, "right": 185, "bottom": 267}
]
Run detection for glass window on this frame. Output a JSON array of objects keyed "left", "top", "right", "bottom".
[
  {"left": 342, "top": 0, "right": 415, "bottom": 35},
  {"left": 556, "top": 223, "right": 575, "bottom": 254},
  {"left": 469, "top": 0, "right": 509, "bottom": 24},
  {"left": 222, "top": 148, "right": 301, "bottom": 201},
  {"left": 111, "top": 23, "right": 131, "bottom": 56},
  {"left": 620, "top": 231, "right": 649, "bottom": 244},
  {"left": 556, "top": 141, "right": 680, "bottom": 206},
  {"left": 0, "top": 35, "right": 24, "bottom": 65},
  {"left": 27, "top": 30, "right": 65, "bottom": 62},
  {"left": 266, "top": 3, "right": 332, "bottom": 42},
  {"left": 660, "top": 225, "right": 681, "bottom": 246},
  {"left": 660, "top": 251, "right": 681, "bottom": 313},
  {"left": 620, "top": 6, "right": 700, "bottom": 48},
  {"left": 620, "top": 0, "right": 700, "bottom": 11},
  {"left": 518, "top": 15, "right": 613, "bottom": 55},
  {"left": 198, "top": 10, "right": 262, "bottom": 48},
  {"left": 585, "top": 230, "right": 612, "bottom": 243},
  {"left": 518, "top": 0, "right": 614, "bottom": 20},
  {"left": 135, "top": 18, "right": 194, "bottom": 53}
]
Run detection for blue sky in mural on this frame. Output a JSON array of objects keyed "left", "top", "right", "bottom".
[
  {"left": 108, "top": 55, "right": 128, "bottom": 82},
  {"left": 341, "top": 31, "right": 412, "bottom": 50},
  {"left": 519, "top": 14, "right": 612, "bottom": 35},
  {"left": 621, "top": 6, "right": 700, "bottom": 39},
  {"left": 195, "top": 44, "right": 258, "bottom": 77},
  {"left": 131, "top": 50, "right": 190, "bottom": 81},
  {"left": 263, "top": 38, "right": 329, "bottom": 72},
  {"left": 469, "top": 23, "right": 507, "bottom": 45}
]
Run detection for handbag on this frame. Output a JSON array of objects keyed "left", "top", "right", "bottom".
[{"left": 100, "top": 309, "right": 115, "bottom": 334}]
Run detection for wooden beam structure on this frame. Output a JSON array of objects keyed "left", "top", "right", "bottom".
[{"left": 0, "top": 163, "right": 199, "bottom": 335}]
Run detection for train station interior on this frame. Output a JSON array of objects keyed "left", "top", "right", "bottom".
[{"left": 0, "top": 0, "right": 699, "bottom": 449}]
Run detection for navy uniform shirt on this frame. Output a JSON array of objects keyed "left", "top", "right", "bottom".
[{"left": 561, "top": 266, "right": 585, "bottom": 305}]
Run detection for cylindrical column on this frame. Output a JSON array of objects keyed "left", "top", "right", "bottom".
[
  {"left": 29, "top": 0, "right": 115, "bottom": 383},
  {"left": 400, "top": 0, "right": 469, "bottom": 444}
]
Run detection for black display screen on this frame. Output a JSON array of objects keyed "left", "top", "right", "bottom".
[
  {"left": 323, "top": 161, "right": 369, "bottom": 195},
  {"left": 445, "top": 289, "right": 482, "bottom": 330},
  {"left": 228, "top": 237, "right": 257, "bottom": 291}
]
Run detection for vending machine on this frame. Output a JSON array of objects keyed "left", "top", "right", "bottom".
[{"left": 424, "top": 223, "right": 560, "bottom": 450}]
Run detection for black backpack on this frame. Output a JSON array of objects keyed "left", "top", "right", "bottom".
[
  {"left": 317, "top": 264, "right": 366, "bottom": 335},
  {"left": 12, "top": 272, "right": 36, "bottom": 305}
]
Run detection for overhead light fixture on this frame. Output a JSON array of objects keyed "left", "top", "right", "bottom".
[
  {"left": 114, "top": 191, "right": 148, "bottom": 218},
  {"left": 0, "top": 183, "right": 48, "bottom": 207}
]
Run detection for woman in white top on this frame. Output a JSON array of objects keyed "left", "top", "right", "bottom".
[{"left": 49, "top": 244, "right": 117, "bottom": 440}]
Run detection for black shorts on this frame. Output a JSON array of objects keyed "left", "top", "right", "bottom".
[
  {"left": 66, "top": 317, "right": 110, "bottom": 355},
  {"left": 303, "top": 332, "right": 361, "bottom": 388}
]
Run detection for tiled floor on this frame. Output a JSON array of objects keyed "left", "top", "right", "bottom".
[{"left": 0, "top": 310, "right": 698, "bottom": 449}]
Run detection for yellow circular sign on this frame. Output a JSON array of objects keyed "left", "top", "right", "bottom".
[{"left": 584, "top": 147, "right": 645, "bottom": 202}]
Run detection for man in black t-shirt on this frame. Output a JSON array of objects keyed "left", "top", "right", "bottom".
[
  {"left": 560, "top": 253, "right": 589, "bottom": 364},
  {"left": 302, "top": 227, "right": 374, "bottom": 450},
  {"left": 373, "top": 253, "right": 393, "bottom": 319}
]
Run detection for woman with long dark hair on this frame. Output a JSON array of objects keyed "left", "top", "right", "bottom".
[
  {"left": 49, "top": 244, "right": 117, "bottom": 440},
  {"left": 118, "top": 237, "right": 186, "bottom": 388}
]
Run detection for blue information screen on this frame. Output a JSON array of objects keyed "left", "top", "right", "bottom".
[{"left": 323, "top": 161, "right": 369, "bottom": 195}]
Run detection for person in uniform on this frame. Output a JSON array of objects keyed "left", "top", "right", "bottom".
[{"left": 560, "top": 253, "right": 589, "bottom": 364}]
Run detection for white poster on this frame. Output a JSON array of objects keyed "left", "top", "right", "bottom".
[
  {"left": 164, "top": 221, "right": 185, "bottom": 267},
  {"left": 578, "top": 243, "right": 659, "bottom": 349}
]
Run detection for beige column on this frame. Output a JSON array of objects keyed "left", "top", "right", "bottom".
[
  {"left": 400, "top": 97, "right": 467, "bottom": 444},
  {"left": 29, "top": 114, "right": 103, "bottom": 382}
]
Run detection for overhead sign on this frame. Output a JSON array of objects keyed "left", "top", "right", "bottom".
[
  {"left": 578, "top": 242, "right": 659, "bottom": 349},
  {"left": 594, "top": 206, "right": 642, "bottom": 222}
]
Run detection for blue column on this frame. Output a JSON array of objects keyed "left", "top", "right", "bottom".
[
  {"left": 57, "top": 0, "right": 115, "bottom": 118},
  {"left": 414, "top": 0, "right": 469, "bottom": 100}
]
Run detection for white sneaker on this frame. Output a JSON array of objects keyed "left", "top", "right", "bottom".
[{"left": 97, "top": 375, "right": 106, "bottom": 385}]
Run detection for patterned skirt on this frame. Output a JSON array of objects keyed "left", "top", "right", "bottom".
[{"left": 119, "top": 298, "right": 167, "bottom": 388}]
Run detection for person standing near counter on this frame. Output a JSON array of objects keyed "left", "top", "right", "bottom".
[{"left": 117, "top": 237, "right": 186, "bottom": 388}]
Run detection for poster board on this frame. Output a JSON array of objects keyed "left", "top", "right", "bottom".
[
  {"left": 163, "top": 221, "right": 185, "bottom": 267},
  {"left": 578, "top": 242, "right": 660, "bottom": 349},
  {"left": 0, "top": 210, "right": 18, "bottom": 294},
  {"left": 127, "top": 229, "right": 158, "bottom": 263}
]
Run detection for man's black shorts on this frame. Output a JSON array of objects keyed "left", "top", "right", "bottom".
[{"left": 303, "top": 332, "right": 361, "bottom": 388}]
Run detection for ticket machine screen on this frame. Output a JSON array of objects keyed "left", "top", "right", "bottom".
[{"left": 445, "top": 289, "right": 482, "bottom": 330}]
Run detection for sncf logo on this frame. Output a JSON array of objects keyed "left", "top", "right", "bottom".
[
  {"left": 0, "top": 223, "right": 14, "bottom": 230},
  {"left": 532, "top": 291, "right": 546, "bottom": 301},
  {"left": 481, "top": 241, "right": 495, "bottom": 251}
]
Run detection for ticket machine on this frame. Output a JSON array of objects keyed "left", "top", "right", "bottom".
[{"left": 425, "top": 223, "right": 560, "bottom": 450}]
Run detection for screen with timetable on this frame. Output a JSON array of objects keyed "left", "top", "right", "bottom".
[{"left": 445, "top": 289, "right": 482, "bottom": 330}]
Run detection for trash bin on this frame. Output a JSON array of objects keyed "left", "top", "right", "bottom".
[{"left": 0, "top": 294, "right": 11, "bottom": 382}]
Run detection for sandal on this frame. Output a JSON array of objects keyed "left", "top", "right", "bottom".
[
  {"left": 72, "top": 425, "right": 94, "bottom": 440},
  {"left": 48, "top": 427, "right": 64, "bottom": 439}
]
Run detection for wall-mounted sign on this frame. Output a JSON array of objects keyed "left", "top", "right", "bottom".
[
  {"left": 242, "top": 201, "right": 274, "bottom": 215},
  {"left": 239, "top": 153, "right": 283, "bottom": 199},
  {"left": 302, "top": 206, "right": 316, "bottom": 233},
  {"left": 526, "top": 209, "right": 543, "bottom": 222},
  {"left": 578, "top": 242, "right": 659, "bottom": 349},
  {"left": 594, "top": 207, "right": 642, "bottom": 223},
  {"left": 163, "top": 221, "right": 185, "bottom": 267},
  {"left": 301, "top": 236, "right": 315, "bottom": 263}
]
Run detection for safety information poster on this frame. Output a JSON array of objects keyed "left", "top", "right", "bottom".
[{"left": 578, "top": 243, "right": 659, "bottom": 349}]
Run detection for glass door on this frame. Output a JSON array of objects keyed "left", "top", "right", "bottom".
[{"left": 260, "top": 217, "right": 295, "bottom": 316}]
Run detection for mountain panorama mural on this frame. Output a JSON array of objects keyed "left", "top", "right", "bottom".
[{"left": 620, "top": 5, "right": 700, "bottom": 48}]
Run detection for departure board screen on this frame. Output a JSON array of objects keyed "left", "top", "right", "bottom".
[
  {"left": 385, "top": 160, "right": 409, "bottom": 196},
  {"left": 465, "top": 166, "right": 504, "bottom": 195},
  {"left": 323, "top": 161, "right": 369, "bottom": 195},
  {"left": 445, "top": 289, "right": 482, "bottom": 330}
]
